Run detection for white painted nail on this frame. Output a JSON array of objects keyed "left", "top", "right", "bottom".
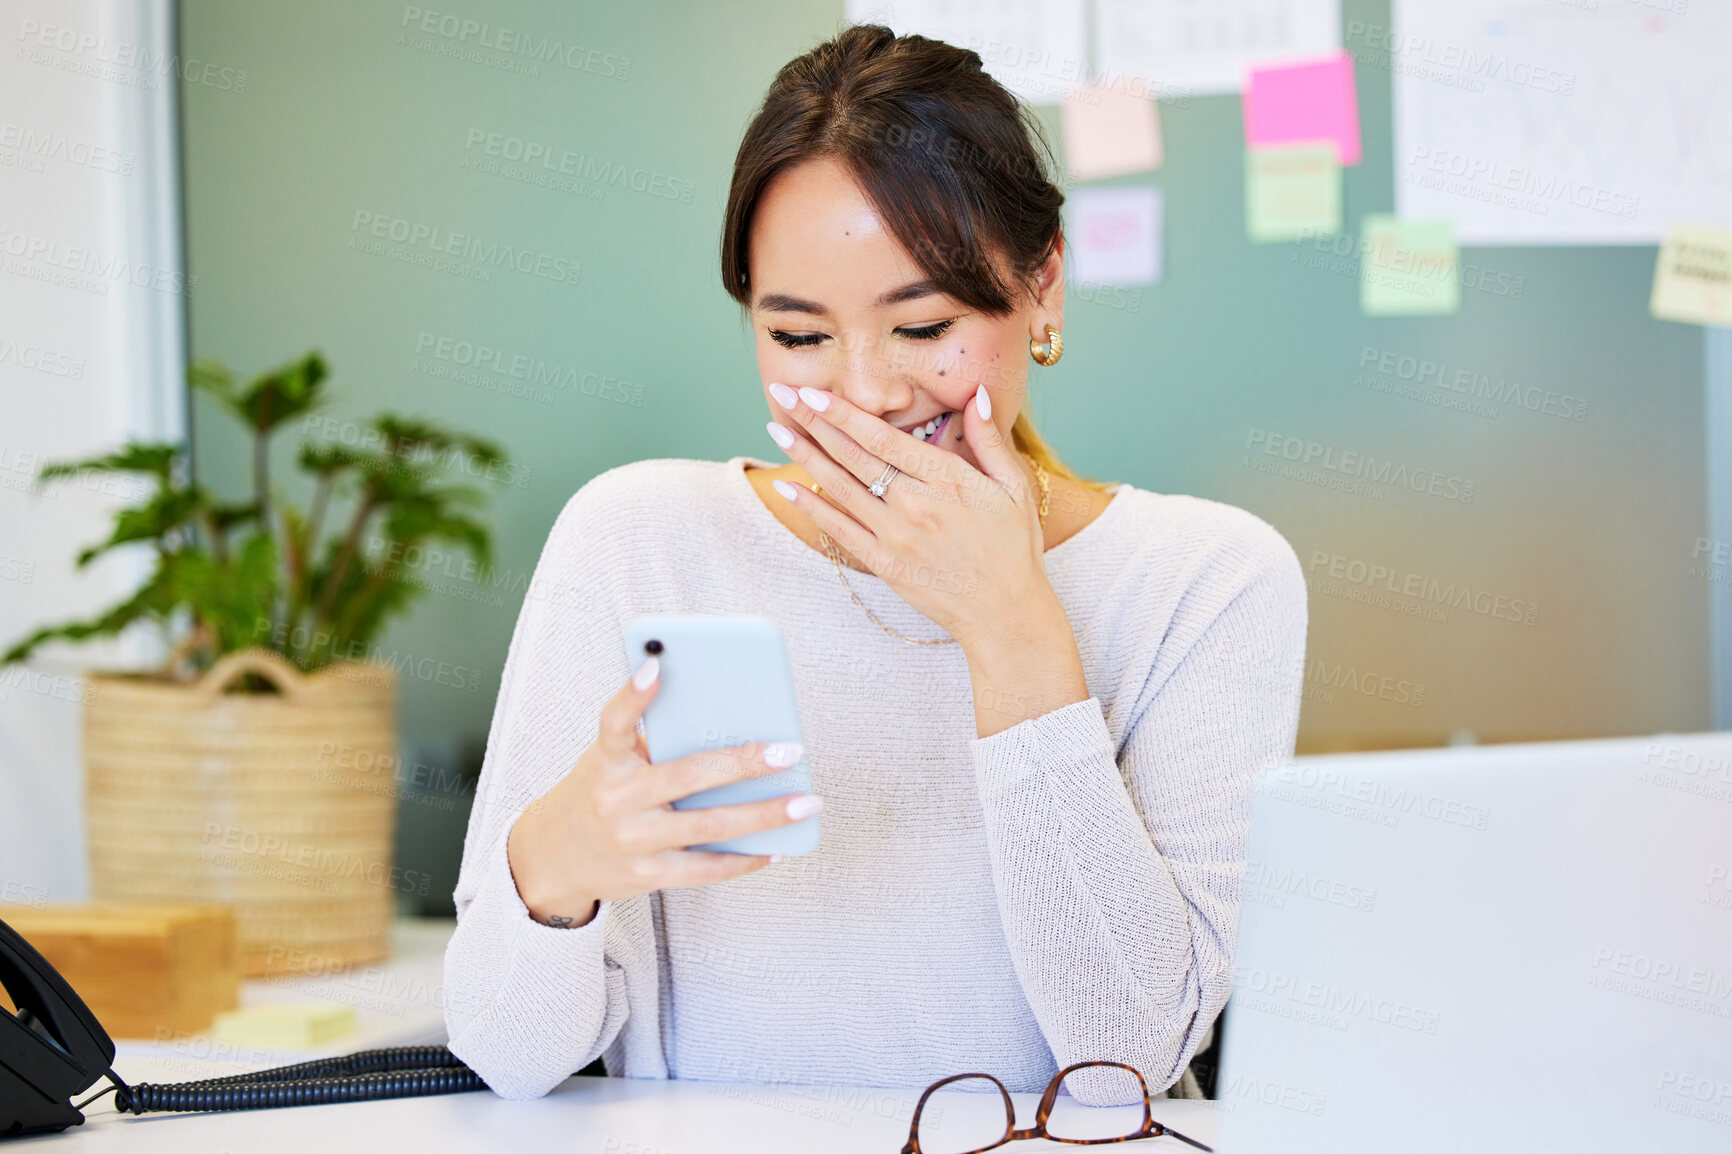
[
  {"left": 786, "top": 795, "right": 823, "bottom": 821},
  {"left": 974, "top": 383, "right": 991, "bottom": 420},
  {"left": 632, "top": 655, "right": 659, "bottom": 690},
  {"left": 766, "top": 421, "right": 795, "bottom": 450},
  {"left": 768, "top": 381, "right": 798, "bottom": 409},
  {"left": 771, "top": 478, "right": 798, "bottom": 502},
  {"left": 797, "top": 385, "right": 831, "bottom": 411},
  {"left": 763, "top": 741, "right": 804, "bottom": 767}
]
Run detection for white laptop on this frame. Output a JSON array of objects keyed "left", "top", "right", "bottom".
[{"left": 1217, "top": 733, "right": 1732, "bottom": 1153}]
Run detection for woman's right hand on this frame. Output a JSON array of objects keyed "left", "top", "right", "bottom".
[{"left": 504, "top": 655, "right": 820, "bottom": 928}]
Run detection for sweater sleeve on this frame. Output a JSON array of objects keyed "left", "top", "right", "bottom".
[
  {"left": 441, "top": 473, "right": 663, "bottom": 1098},
  {"left": 969, "top": 518, "right": 1308, "bottom": 1107}
]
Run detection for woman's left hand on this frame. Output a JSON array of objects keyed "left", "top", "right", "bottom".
[{"left": 766, "top": 381, "right": 1053, "bottom": 646}]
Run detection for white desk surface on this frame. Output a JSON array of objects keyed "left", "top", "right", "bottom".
[
  {"left": 59, "top": 1073, "right": 1221, "bottom": 1153},
  {"left": 54, "top": 916, "right": 1219, "bottom": 1152}
]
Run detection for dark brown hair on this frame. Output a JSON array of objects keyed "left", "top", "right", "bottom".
[{"left": 720, "top": 23, "right": 1111, "bottom": 492}]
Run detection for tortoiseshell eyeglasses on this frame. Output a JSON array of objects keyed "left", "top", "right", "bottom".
[{"left": 901, "top": 1060, "right": 1213, "bottom": 1154}]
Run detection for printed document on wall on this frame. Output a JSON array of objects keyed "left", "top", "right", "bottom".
[
  {"left": 1390, "top": 0, "right": 1732, "bottom": 244},
  {"left": 845, "top": 0, "right": 1087, "bottom": 104},
  {"left": 1094, "top": 0, "right": 1341, "bottom": 96},
  {"left": 1068, "top": 187, "right": 1164, "bottom": 285}
]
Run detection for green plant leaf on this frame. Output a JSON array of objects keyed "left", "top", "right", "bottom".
[
  {"left": 37, "top": 442, "right": 179, "bottom": 488},
  {"left": 209, "top": 501, "right": 261, "bottom": 533},
  {"left": 194, "top": 351, "right": 329, "bottom": 436},
  {"left": 187, "top": 359, "right": 238, "bottom": 407},
  {"left": 297, "top": 442, "right": 362, "bottom": 477},
  {"left": 296, "top": 526, "right": 421, "bottom": 666},
  {"left": 170, "top": 533, "right": 281, "bottom": 655},
  {"left": 75, "top": 485, "right": 209, "bottom": 566},
  {"left": 381, "top": 492, "right": 493, "bottom": 568},
  {"left": 372, "top": 413, "right": 506, "bottom": 472},
  {"left": 0, "top": 561, "right": 181, "bottom": 665},
  {"left": 334, "top": 573, "right": 418, "bottom": 656},
  {"left": 240, "top": 351, "right": 328, "bottom": 435}
]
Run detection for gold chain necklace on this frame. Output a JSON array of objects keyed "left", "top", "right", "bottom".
[{"left": 808, "top": 451, "right": 1050, "bottom": 647}]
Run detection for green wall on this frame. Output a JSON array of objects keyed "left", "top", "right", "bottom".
[{"left": 180, "top": 0, "right": 1710, "bottom": 772}]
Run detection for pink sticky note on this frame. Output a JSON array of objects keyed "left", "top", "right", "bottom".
[
  {"left": 1243, "top": 51, "right": 1361, "bottom": 167},
  {"left": 1062, "top": 84, "right": 1163, "bottom": 182}
]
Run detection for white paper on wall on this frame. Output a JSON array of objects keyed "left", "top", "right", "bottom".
[
  {"left": 1390, "top": 0, "right": 1732, "bottom": 244},
  {"left": 845, "top": 0, "right": 1089, "bottom": 105},
  {"left": 1094, "top": 0, "right": 1342, "bottom": 96},
  {"left": 1067, "top": 186, "right": 1164, "bottom": 285}
]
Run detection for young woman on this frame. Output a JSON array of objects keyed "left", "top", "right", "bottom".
[{"left": 443, "top": 24, "right": 1308, "bottom": 1109}]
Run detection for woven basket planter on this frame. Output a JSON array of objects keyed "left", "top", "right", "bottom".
[{"left": 83, "top": 648, "right": 398, "bottom": 977}]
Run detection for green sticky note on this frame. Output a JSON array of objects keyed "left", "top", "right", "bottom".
[
  {"left": 1360, "top": 215, "right": 1460, "bottom": 316},
  {"left": 1650, "top": 222, "right": 1732, "bottom": 328},
  {"left": 1245, "top": 144, "right": 1341, "bottom": 242},
  {"left": 214, "top": 1003, "right": 357, "bottom": 1048}
]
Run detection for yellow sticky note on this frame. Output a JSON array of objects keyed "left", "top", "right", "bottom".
[
  {"left": 1061, "top": 83, "right": 1162, "bottom": 182},
  {"left": 213, "top": 1004, "right": 357, "bottom": 1048},
  {"left": 1246, "top": 143, "right": 1341, "bottom": 242},
  {"left": 1651, "top": 223, "right": 1732, "bottom": 329},
  {"left": 1360, "top": 215, "right": 1460, "bottom": 317}
]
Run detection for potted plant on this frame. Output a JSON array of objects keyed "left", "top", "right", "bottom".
[{"left": 4, "top": 351, "right": 507, "bottom": 975}]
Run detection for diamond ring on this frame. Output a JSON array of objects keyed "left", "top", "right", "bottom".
[{"left": 869, "top": 462, "right": 898, "bottom": 497}]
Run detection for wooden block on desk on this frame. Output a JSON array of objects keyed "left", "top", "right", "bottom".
[{"left": 1, "top": 904, "right": 240, "bottom": 1039}]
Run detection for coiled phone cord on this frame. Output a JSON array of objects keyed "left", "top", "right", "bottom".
[{"left": 75, "top": 1045, "right": 486, "bottom": 1114}]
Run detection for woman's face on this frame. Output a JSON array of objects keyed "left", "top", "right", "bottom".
[{"left": 746, "top": 156, "right": 1062, "bottom": 478}]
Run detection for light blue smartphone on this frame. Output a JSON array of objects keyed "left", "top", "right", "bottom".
[{"left": 623, "top": 614, "right": 820, "bottom": 857}]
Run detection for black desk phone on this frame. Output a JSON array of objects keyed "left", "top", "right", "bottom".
[{"left": 1, "top": 916, "right": 486, "bottom": 1139}]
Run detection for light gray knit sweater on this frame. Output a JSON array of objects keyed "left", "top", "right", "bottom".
[{"left": 442, "top": 454, "right": 1309, "bottom": 1107}]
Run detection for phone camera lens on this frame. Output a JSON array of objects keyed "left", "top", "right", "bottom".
[{"left": 644, "top": 639, "right": 663, "bottom": 654}]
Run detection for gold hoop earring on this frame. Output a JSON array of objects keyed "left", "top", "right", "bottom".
[{"left": 1029, "top": 324, "right": 1063, "bottom": 366}]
